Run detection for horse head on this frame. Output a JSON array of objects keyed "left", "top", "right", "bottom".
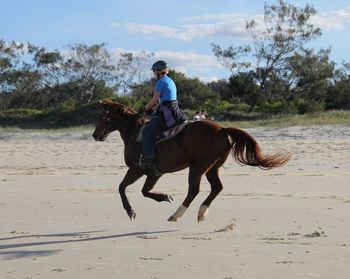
[{"left": 92, "top": 99, "right": 137, "bottom": 141}]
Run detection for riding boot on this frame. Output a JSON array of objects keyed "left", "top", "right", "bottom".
[{"left": 142, "top": 156, "right": 162, "bottom": 177}]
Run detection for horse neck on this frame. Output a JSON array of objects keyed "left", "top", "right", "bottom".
[{"left": 117, "top": 117, "right": 139, "bottom": 144}]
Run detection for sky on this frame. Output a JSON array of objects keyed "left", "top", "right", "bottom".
[{"left": 1, "top": 0, "right": 350, "bottom": 82}]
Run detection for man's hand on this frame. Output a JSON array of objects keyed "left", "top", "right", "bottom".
[
  {"left": 138, "top": 106, "right": 153, "bottom": 115},
  {"left": 137, "top": 106, "right": 145, "bottom": 115}
]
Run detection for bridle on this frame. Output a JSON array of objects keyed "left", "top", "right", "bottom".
[
  {"left": 99, "top": 109, "right": 113, "bottom": 137},
  {"left": 101, "top": 109, "right": 111, "bottom": 121},
  {"left": 99, "top": 107, "right": 142, "bottom": 138}
]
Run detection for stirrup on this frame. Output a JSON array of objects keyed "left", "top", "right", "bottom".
[
  {"left": 136, "top": 155, "right": 143, "bottom": 167},
  {"left": 141, "top": 156, "right": 162, "bottom": 177},
  {"left": 150, "top": 164, "right": 162, "bottom": 177}
]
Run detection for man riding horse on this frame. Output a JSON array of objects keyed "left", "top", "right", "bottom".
[
  {"left": 137, "top": 60, "right": 187, "bottom": 174},
  {"left": 92, "top": 62, "right": 290, "bottom": 222}
]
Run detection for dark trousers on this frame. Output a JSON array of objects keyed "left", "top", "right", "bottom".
[{"left": 142, "top": 113, "right": 166, "bottom": 158}]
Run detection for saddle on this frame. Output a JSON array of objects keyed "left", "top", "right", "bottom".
[{"left": 136, "top": 120, "right": 191, "bottom": 144}]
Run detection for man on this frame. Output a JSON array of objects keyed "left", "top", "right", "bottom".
[{"left": 138, "top": 60, "right": 186, "bottom": 173}]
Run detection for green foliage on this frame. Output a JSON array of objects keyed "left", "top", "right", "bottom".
[
  {"left": 292, "top": 98, "right": 325, "bottom": 114},
  {"left": 90, "top": 81, "right": 114, "bottom": 101},
  {"left": 201, "top": 99, "right": 255, "bottom": 121},
  {"left": 45, "top": 100, "right": 78, "bottom": 124},
  {"left": 2, "top": 0, "right": 350, "bottom": 130},
  {"left": 128, "top": 80, "right": 154, "bottom": 108},
  {"left": 212, "top": 0, "right": 324, "bottom": 110},
  {"left": 211, "top": 44, "right": 251, "bottom": 74},
  {"left": 168, "top": 71, "right": 219, "bottom": 109},
  {"left": 227, "top": 71, "right": 260, "bottom": 105},
  {"left": 0, "top": 107, "right": 44, "bottom": 127},
  {"left": 62, "top": 43, "right": 116, "bottom": 103},
  {"left": 325, "top": 65, "right": 350, "bottom": 110},
  {"left": 110, "top": 95, "right": 135, "bottom": 107},
  {"left": 115, "top": 51, "right": 154, "bottom": 95},
  {"left": 2, "top": 108, "right": 43, "bottom": 117},
  {"left": 257, "top": 99, "right": 326, "bottom": 115},
  {"left": 258, "top": 101, "right": 298, "bottom": 115},
  {"left": 220, "top": 110, "right": 350, "bottom": 129}
]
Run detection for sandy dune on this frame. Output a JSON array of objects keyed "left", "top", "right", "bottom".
[{"left": 0, "top": 125, "right": 349, "bottom": 279}]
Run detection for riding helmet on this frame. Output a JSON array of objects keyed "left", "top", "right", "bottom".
[{"left": 151, "top": 60, "right": 168, "bottom": 71}]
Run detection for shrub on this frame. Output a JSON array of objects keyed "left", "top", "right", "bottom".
[
  {"left": 2, "top": 108, "right": 44, "bottom": 118},
  {"left": 258, "top": 101, "right": 298, "bottom": 115},
  {"left": 293, "top": 98, "right": 325, "bottom": 114}
]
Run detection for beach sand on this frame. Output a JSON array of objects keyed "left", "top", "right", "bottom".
[{"left": 0, "top": 125, "right": 349, "bottom": 279}]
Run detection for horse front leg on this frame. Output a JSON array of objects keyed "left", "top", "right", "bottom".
[
  {"left": 141, "top": 174, "right": 174, "bottom": 203},
  {"left": 118, "top": 168, "right": 144, "bottom": 221}
]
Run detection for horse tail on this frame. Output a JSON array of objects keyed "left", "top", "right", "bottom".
[{"left": 224, "top": 127, "right": 291, "bottom": 170}]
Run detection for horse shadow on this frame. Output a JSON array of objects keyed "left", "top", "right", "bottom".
[{"left": 0, "top": 229, "right": 179, "bottom": 260}]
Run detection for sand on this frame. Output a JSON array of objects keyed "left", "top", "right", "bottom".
[{"left": 0, "top": 124, "right": 349, "bottom": 279}]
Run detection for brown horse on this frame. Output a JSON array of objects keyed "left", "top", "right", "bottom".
[{"left": 92, "top": 100, "right": 290, "bottom": 222}]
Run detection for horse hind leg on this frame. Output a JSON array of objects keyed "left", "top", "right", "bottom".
[
  {"left": 168, "top": 164, "right": 207, "bottom": 222},
  {"left": 141, "top": 174, "right": 174, "bottom": 203},
  {"left": 197, "top": 167, "right": 223, "bottom": 222}
]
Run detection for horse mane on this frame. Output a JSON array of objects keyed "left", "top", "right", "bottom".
[
  {"left": 100, "top": 99, "right": 115, "bottom": 105},
  {"left": 100, "top": 99, "right": 145, "bottom": 125},
  {"left": 100, "top": 99, "right": 136, "bottom": 113}
]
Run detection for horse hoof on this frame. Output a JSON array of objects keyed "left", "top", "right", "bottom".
[
  {"left": 128, "top": 210, "right": 136, "bottom": 221},
  {"left": 167, "top": 215, "right": 178, "bottom": 222},
  {"left": 165, "top": 195, "right": 174, "bottom": 203},
  {"left": 168, "top": 205, "right": 187, "bottom": 222},
  {"left": 197, "top": 205, "right": 209, "bottom": 222}
]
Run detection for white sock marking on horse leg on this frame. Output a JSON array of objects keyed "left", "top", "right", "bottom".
[
  {"left": 168, "top": 205, "right": 187, "bottom": 222},
  {"left": 197, "top": 205, "right": 209, "bottom": 222}
]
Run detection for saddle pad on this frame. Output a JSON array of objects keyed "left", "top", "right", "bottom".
[
  {"left": 155, "top": 120, "right": 190, "bottom": 143},
  {"left": 136, "top": 120, "right": 191, "bottom": 144}
]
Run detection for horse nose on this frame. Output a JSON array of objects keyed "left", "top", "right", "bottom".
[{"left": 92, "top": 131, "right": 98, "bottom": 141}]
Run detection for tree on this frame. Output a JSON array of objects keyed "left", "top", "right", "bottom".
[
  {"left": 115, "top": 51, "right": 154, "bottom": 95},
  {"left": 325, "top": 63, "right": 350, "bottom": 109},
  {"left": 62, "top": 43, "right": 115, "bottom": 103},
  {"left": 168, "top": 71, "right": 219, "bottom": 109},
  {"left": 207, "top": 79, "right": 231, "bottom": 100},
  {"left": 34, "top": 47, "right": 64, "bottom": 87},
  {"left": 0, "top": 40, "right": 34, "bottom": 94},
  {"left": 228, "top": 71, "right": 260, "bottom": 105},
  {"left": 212, "top": 0, "right": 322, "bottom": 110},
  {"left": 287, "top": 48, "right": 334, "bottom": 102},
  {"left": 0, "top": 40, "right": 43, "bottom": 109}
]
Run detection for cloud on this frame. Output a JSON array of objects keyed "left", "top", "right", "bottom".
[
  {"left": 154, "top": 50, "right": 223, "bottom": 74},
  {"left": 311, "top": 6, "right": 350, "bottom": 31},
  {"left": 110, "top": 47, "right": 224, "bottom": 79},
  {"left": 112, "top": 21, "right": 250, "bottom": 41},
  {"left": 111, "top": 13, "right": 256, "bottom": 41},
  {"left": 124, "top": 23, "right": 182, "bottom": 39},
  {"left": 112, "top": 5, "right": 350, "bottom": 42},
  {"left": 182, "top": 12, "right": 256, "bottom": 23}
]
